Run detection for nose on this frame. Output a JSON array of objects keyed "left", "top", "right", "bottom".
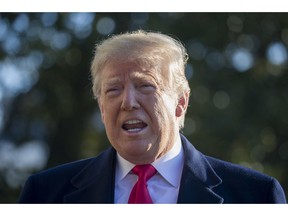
[{"left": 121, "top": 86, "right": 140, "bottom": 111}]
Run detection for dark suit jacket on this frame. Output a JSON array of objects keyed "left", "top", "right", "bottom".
[{"left": 18, "top": 134, "right": 287, "bottom": 203}]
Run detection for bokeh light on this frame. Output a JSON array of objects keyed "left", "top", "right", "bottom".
[
  {"left": 96, "top": 17, "right": 116, "bottom": 35},
  {"left": 267, "top": 42, "right": 288, "bottom": 65}
]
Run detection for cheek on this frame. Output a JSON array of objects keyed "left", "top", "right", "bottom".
[
  {"left": 162, "top": 93, "right": 177, "bottom": 113},
  {"left": 99, "top": 101, "right": 114, "bottom": 126},
  {"left": 100, "top": 104, "right": 105, "bottom": 122},
  {"left": 153, "top": 93, "right": 177, "bottom": 124},
  {"left": 99, "top": 99, "right": 109, "bottom": 124}
]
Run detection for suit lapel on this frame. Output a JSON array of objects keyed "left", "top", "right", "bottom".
[
  {"left": 177, "top": 134, "right": 224, "bottom": 203},
  {"left": 63, "top": 148, "right": 117, "bottom": 203}
]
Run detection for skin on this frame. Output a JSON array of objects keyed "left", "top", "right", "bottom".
[{"left": 98, "top": 60, "right": 189, "bottom": 164}]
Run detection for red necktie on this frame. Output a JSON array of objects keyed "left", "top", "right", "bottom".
[{"left": 128, "top": 164, "right": 157, "bottom": 204}]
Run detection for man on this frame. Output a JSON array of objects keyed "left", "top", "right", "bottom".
[{"left": 19, "top": 30, "right": 286, "bottom": 203}]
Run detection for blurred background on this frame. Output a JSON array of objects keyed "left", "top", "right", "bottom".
[{"left": 0, "top": 13, "right": 287, "bottom": 203}]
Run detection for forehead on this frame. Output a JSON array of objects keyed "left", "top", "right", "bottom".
[{"left": 101, "top": 61, "right": 163, "bottom": 82}]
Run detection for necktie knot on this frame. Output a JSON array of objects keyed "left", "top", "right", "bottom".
[
  {"left": 132, "top": 164, "right": 157, "bottom": 181},
  {"left": 128, "top": 164, "right": 156, "bottom": 204}
]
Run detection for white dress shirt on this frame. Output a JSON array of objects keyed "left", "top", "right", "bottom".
[{"left": 114, "top": 134, "right": 184, "bottom": 203}]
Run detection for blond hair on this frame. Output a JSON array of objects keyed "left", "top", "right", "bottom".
[{"left": 90, "top": 30, "right": 190, "bottom": 129}]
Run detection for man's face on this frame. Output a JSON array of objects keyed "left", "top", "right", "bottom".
[{"left": 98, "top": 61, "right": 182, "bottom": 164}]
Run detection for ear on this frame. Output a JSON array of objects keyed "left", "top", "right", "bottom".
[{"left": 175, "top": 91, "right": 190, "bottom": 117}]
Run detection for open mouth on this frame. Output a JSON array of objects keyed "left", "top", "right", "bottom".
[{"left": 122, "top": 119, "right": 148, "bottom": 133}]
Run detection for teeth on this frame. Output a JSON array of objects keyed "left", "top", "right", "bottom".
[
  {"left": 122, "top": 119, "right": 147, "bottom": 132},
  {"left": 124, "top": 120, "right": 142, "bottom": 124},
  {"left": 127, "top": 128, "right": 142, "bottom": 132}
]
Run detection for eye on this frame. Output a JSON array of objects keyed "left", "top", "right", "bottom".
[
  {"left": 105, "top": 87, "right": 121, "bottom": 96},
  {"left": 142, "top": 84, "right": 153, "bottom": 88},
  {"left": 139, "top": 82, "right": 156, "bottom": 92}
]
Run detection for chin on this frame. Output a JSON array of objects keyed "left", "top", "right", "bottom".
[{"left": 124, "top": 142, "right": 153, "bottom": 154}]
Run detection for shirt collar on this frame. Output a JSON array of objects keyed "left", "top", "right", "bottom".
[
  {"left": 115, "top": 133, "right": 184, "bottom": 188},
  {"left": 152, "top": 134, "right": 184, "bottom": 187},
  {"left": 115, "top": 153, "right": 135, "bottom": 183}
]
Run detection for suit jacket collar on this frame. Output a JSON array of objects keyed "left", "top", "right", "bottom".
[
  {"left": 177, "top": 134, "right": 223, "bottom": 203},
  {"left": 63, "top": 134, "right": 224, "bottom": 203},
  {"left": 63, "top": 148, "right": 117, "bottom": 203}
]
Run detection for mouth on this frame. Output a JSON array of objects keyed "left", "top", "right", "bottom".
[{"left": 122, "top": 119, "right": 148, "bottom": 133}]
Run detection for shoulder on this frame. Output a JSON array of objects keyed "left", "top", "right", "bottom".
[
  {"left": 18, "top": 147, "right": 116, "bottom": 203},
  {"left": 18, "top": 157, "right": 96, "bottom": 203},
  {"left": 26, "top": 157, "right": 95, "bottom": 186},
  {"left": 205, "top": 155, "right": 286, "bottom": 203},
  {"left": 205, "top": 155, "right": 272, "bottom": 182},
  {"left": 28, "top": 147, "right": 115, "bottom": 183},
  {"left": 180, "top": 134, "right": 286, "bottom": 203},
  {"left": 181, "top": 134, "right": 273, "bottom": 182}
]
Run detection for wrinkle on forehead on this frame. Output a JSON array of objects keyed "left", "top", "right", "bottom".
[
  {"left": 131, "top": 70, "right": 162, "bottom": 85},
  {"left": 103, "top": 61, "right": 163, "bottom": 83}
]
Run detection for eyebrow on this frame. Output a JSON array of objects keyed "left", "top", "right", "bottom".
[
  {"left": 103, "top": 77, "right": 122, "bottom": 86},
  {"left": 130, "top": 71, "right": 159, "bottom": 83},
  {"left": 102, "top": 70, "right": 160, "bottom": 89}
]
